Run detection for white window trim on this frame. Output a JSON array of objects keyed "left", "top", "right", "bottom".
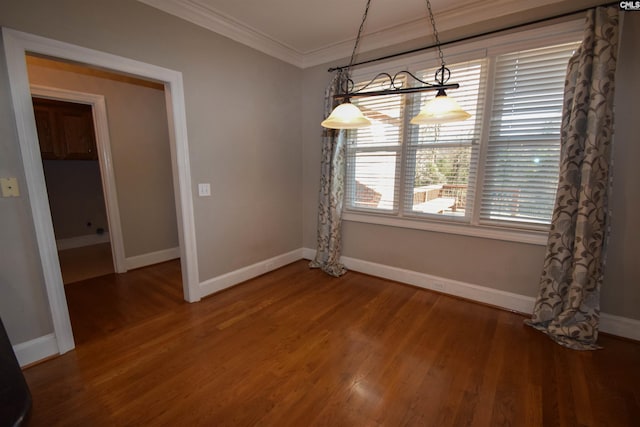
[
  {"left": 343, "top": 19, "right": 584, "bottom": 246},
  {"left": 343, "top": 212, "right": 548, "bottom": 245}
]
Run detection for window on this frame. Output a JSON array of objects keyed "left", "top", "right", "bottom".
[
  {"left": 404, "top": 61, "right": 485, "bottom": 220},
  {"left": 480, "top": 44, "right": 578, "bottom": 225},
  {"left": 345, "top": 76, "right": 406, "bottom": 212},
  {"left": 344, "top": 28, "right": 581, "bottom": 242}
]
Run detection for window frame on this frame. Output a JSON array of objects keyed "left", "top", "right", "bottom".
[
  {"left": 342, "top": 19, "right": 585, "bottom": 245},
  {"left": 345, "top": 79, "right": 408, "bottom": 215},
  {"left": 401, "top": 58, "right": 486, "bottom": 223}
]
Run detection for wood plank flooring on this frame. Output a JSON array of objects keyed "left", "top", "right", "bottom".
[
  {"left": 23, "top": 260, "right": 640, "bottom": 426},
  {"left": 63, "top": 259, "right": 183, "bottom": 345},
  {"left": 58, "top": 243, "right": 115, "bottom": 285}
]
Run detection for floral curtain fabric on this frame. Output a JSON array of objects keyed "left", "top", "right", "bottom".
[
  {"left": 309, "top": 72, "right": 348, "bottom": 277},
  {"left": 526, "top": 7, "right": 619, "bottom": 350}
]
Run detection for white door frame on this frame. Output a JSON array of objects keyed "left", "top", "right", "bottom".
[
  {"left": 30, "top": 85, "right": 127, "bottom": 274},
  {"left": 2, "top": 27, "right": 201, "bottom": 356}
]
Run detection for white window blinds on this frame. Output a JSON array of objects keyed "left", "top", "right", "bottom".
[
  {"left": 343, "top": 35, "right": 582, "bottom": 235},
  {"left": 480, "top": 42, "right": 580, "bottom": 225},
  {"left": 346, "top": 77, "right": 405, "bottom": 212},
  {"left": 404, "top": 60, "right": 486, "bottom": 218}
]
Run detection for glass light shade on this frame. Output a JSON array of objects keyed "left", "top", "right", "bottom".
[
  {"left": 410, "top": 93, "right": 471, "bottom": 125},
  {"left": 321, "top": 102, "right": 371, "bottom": 129}
]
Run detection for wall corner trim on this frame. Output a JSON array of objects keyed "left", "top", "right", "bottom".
[
  {"left": 302, "top": 247, "right": 536, "bottom": 314},
  {"left": 124, "top": 247, "right": 180, "bottom": 270},
  {"left": 13, "top": 333, "right": 58, "bottom": 367},
  {"left": 301, "top": 247, "right": 640, "bottom": 342},
  {"left": 56, "top": 233, "right": 111, "bottom": 251},
  {"left": 199, "top": 249, "right": 303, "bottom": 297},
  {"left": 600, "top": 313, "right": 640, "bottom": 342}
]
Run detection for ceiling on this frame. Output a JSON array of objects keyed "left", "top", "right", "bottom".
[{"left": 137, "top": 0, "right": 576, "bottom": 68}]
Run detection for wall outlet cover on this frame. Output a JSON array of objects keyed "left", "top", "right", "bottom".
[
  {"left": 198, "top": 183, "right": 211, "bottom": 197},
  {"left": 0, "top": 177, "right": 20, "bottom": 197}
]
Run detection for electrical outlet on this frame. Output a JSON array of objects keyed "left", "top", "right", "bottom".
[{"left": 0, "top": 177, "right": 20, "bottom": 197}]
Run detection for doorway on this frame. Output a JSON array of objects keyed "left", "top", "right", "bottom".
[
  {"left": 33, "top": 95, "right": 115, "bottom": 285},
  {"left": 27, "top": 56, "right": 184, "bottom": 344},
  {"left": 2, "top": 28, "right": 201, "bottom": 358},
  {"left": 27, "top": 54, "right": 180, "bottom": 283}
]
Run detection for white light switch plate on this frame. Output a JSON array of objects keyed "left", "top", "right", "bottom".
[
  {"left": 198, "top": 183, "right": 211, "bottom": 197},
  {"left": 0, "top": 177, "right": 20, "bottom": 197}
]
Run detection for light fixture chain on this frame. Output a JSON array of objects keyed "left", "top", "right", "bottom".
[
  {"left": 348, "top": 0, "right": 372, "bottom": 72},
  {"left": 322, "top": 0, "right": 471, "bottom": 128},
  {"left": 426, "top": 0, "right": 445, "bottom": 68}
]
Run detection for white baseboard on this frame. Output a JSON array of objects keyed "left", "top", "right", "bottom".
[
  {"left": 13, "top": 333, "right": 59, "bottom": 367},
  {"left": 303, "top": 247, "right": 535, "bottom": 313},
  {"left": 199, "top": 249, "right": 303, "bottom": 297},
  {"left": 125, "top": 247, "right": 180, "bottom": 270},
  {"left": 302, "top": 247, "right": 640, "bottom": 341},
  {"left": 301, "top": 247, "right": 316, "bottom": 261},
  {"left": 600, "top": 313, "right": 640, "bottom": 341},
  {"left": 347, "top": 253, "right": 536, "bottom": 314},
  {"left": 56, "top": 233, "right": 110, "bottom": 250},
  {"left": 16, "top": 247, "right": 637, "bottom": 368}
]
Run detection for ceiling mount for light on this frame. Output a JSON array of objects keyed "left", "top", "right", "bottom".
[{"left": 321, "top": 0, "right": 471, "bottom": 129}]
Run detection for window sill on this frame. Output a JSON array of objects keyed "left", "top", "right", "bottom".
[{"left": 342, "top": 211, "right": 549, "bottom": 245}]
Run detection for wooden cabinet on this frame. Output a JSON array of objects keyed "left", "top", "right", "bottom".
[{"left": 32, "top": 97, "right": 98, "bottom": 160}]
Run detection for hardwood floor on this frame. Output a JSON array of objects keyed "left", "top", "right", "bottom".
[
  {"left": 58, "top": 242, "right": 115, "bottom": 285},
  {"left": 23, "top": 260, "right": 640, "bottom": 426},
  {"left": 64, "top": 259, "right": 183, "bottom": 345}
]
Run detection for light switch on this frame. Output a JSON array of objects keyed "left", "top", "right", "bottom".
[
  {"left": 0, "top": 177, "right": 20, "bottom": 197},
  {"left": 198, "top": 183, "right": 211, "bottom": 197}
]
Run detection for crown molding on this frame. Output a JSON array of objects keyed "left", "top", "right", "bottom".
[
  {"left": 138, "top": 0, "right": 305, "bottom": 67},
  {"left": 138, "top": 0, "right": 567, "bottom": 69},
  {"left": 304, "top": 0, "right": 566, "bottom": 68},
  {"left": 301, "top": 18, "right": 430, "bottom": 69}
]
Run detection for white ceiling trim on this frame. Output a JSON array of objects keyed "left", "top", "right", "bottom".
[
  {"left": 139, "top": 0, "right": 567, "bottom": 69},
  {"left": 138, "top": 0, "right": 305, "bottom": 66},
  {"left": 301, "top": 18, "right": 431, "bottom": 69},
  {"left": 303, "top": 0, "right": 566, "bottom": 68}
]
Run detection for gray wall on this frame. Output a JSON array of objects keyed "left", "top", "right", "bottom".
[
  {"left": 28, "top": 57, "right": 179, "bottom": 257},
  {"left": 42, "top": 160, "right": 109, "bottom": 240},
  {"left": 302, "top": 13, "right": 640, "bottom": 321},
  {"left": 599, "top": 12, "right": 640, "bottom": 320},
  {"left": 0, "top": 39, "right": 52, "bottom": 344},
  {"left": 0, "top": 0, "right": 302, "bottom": 344},
  {"left": 1, "top": 0, "right": 636, "bottom": 349}
]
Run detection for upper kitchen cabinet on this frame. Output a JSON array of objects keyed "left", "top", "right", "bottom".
[{"left": 32, "top": 97, "right": 97, "bottom": 160}]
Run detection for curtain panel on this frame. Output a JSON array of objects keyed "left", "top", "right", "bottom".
[
  {"left": 526, "top": 7, "right": 619, "bottom": 350},
  {"left": 310, "top": 72, "right": 348, "bottom": 277}
]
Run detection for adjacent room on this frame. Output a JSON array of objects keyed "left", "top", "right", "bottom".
[{"left": 0, "top": 0, "right": 638, "bottom": 425}]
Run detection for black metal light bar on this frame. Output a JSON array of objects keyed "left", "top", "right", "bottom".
[
  {"left": 334, "top": 68, "right": 458, "bottom": 100},
  {"left": 334, "top": 83, "right": 459, "bottom": 99},
  {"left": 322, "top": 0, "right": 473, "bottom": 129}
]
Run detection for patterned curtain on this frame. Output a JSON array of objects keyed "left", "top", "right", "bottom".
[
  {"left": 309, "top": 72, "right": 348, "bottom": 277},
  {"left": 526, "top": 7, "right": 619, "bottom": 350}
]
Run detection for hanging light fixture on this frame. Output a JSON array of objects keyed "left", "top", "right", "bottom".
[
  {"left": 409, "top": 70, "right": 471, "bottom": 124},
  {"left": 321, "top": 102, "right": 371, "bottom": 129},
  {"left": 321, "top": 0, "right": 373, "bottom": 129},
  {"left": 321, "top": 0, "right": 470, "bottom": 129},
  {"left": 410, "top": 0, "right": 470, "bottom": 124}
]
